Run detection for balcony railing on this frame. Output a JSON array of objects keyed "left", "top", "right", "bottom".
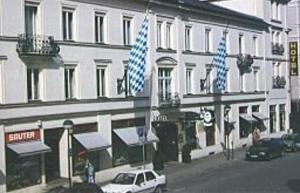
[
  {"left": 16, "top": 34, "right": 60, "bottom": 56},
  {"left": 272, "top": 76, "right": 286, "bottom": 89},
  {"left": 158, "top": 92, "right": 180, "bottom": 109},
  {"left": 272, "top": 43, "right": 284, "bottom": 55}
]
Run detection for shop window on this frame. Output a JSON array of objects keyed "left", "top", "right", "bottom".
[
  {"left": 279, "top": 104, "right": 285, "bottom": 131},
  {"left": 239, "top": 106, "right": 250, "bottom": 138},
  {"left": 252, "top": 105, "right": 260, "bottom": 113},
  {"left": 6, "top": 149, "right": 41, "bottom": 191},
  {"left": 205, "top": 125, "right": 215, "bottom": 146},
  {"left": 270, "top": 105, "right": 276, "bottom": 133},
  {"left": 71, "top": 123, "right": 99, "bottom": 176},
  {"left": 184, "top": 120, "right": 197, "bottom": 149}
]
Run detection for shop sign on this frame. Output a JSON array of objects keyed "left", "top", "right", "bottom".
[
  {"left": 5, "top": 129, "right": 40, "bottom": 144},
  {"left": 290, "top": 42, "right": 298, "bottom": 76},
  {"left": 153, "top": 114, "right": 168, "bottom": 122}
]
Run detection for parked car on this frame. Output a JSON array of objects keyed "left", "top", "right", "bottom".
[
  {"left": 101, "top": 169, "right": 166, "bottom": 193},
  {"left": 281, "top": 133, "right": 299, "bottom": 152},
  {"left": 61, "top": 183, "right": 104, "bottom": 193},
  {"left": 245, "top": 138, "right": 284, "bottom": 161}
]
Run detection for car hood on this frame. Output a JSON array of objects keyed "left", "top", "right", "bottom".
[{"left": 101, "top": 183, "right": 132, "bottom": 193}]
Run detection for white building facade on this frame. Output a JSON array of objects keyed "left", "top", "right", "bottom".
[{"left": 0, "top": 0, "right": 290, "bottom": 192}]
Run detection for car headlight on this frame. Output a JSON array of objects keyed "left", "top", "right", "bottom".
[{"left": 259, "top": 152, "right": 266, "bottom": 155}]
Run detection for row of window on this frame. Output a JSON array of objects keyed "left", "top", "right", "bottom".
[{"left": 23, "top": 3, "right": 283, "bottom": 56}]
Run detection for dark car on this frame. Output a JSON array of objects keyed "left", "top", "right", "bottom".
[
  {"left": 245, "top": 138, "right": 284, "bottom": 161},
  {"left": 62, "top": 183, "right": 104, "bottom": 193},
  {"left": 281, "top": 133, "right": 299, "bottom": 152}
]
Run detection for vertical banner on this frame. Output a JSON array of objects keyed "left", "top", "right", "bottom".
[{"left": 290, "top": 42, "right": 298, "bottom": 76}]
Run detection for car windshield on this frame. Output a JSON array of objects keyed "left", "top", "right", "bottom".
[
  {"left": 255, "top": 140, "right": 270, "bottom": 147},
  {"left": 111, "top": 173, "right": 136, "bottom": 185}
]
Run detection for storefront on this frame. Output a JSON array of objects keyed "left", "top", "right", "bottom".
[{"left": 5, "top": 129, "right": 51, "bottom": 192}]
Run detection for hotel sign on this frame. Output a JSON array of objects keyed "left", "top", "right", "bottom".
[
  {"left": 290, "top": 42, "right": 298, "bottom": 76},
  {"left": 5, "top": 129, "right": 40, "bottom": 144}
]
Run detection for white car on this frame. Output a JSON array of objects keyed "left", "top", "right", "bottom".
[{"left": 101, "top": 169, "right": 166, "bottom": 193}]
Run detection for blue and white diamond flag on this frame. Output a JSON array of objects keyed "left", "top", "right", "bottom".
[
  {"left": 214, "top": 36, "right": 227, "bottom": 91},
  {"left": 128, "top": 16, "right": 149, "bottom": 96}
]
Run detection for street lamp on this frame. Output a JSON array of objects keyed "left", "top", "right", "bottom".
[
  {"left": 63, "top": 119, "right": 74, "bottom": 188},
  {"left": 224, "top": 105, "right": 231, "bottom": 160}
]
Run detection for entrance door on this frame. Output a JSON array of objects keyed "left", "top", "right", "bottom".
[
  {"left": 44, "top": 129, "right": 63, "bottom": 182},
  {"left": 155, "top": 122, "right": 178, "bottom": 162}
]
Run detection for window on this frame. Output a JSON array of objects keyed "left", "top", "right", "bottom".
[
  {"left": 25, "top": 5, "right": 37, "bottom": 35},
  {"left": 270, "top": 105, "right": 276, "bottom": 133},
  {"left": 238, "top": 34, "right": 244, "bottom": 54},
  {"left": 64, "top": 67, "right": 76, "bottom": 99},
  {"left": 27, "top": 68, "right": 40, "bottom": 101},
  {"left": 6, "top": 152, "right": 41, "bottom": 191},
  {"left": 223, "top": 31, "right": 229, "bottom": 53},
  {"left": 279, "top": 104, "right": 285, "bottom": 131},
  {"left": 146, "top": 172, "right": 156, "bottom": 181},
  {"left": 252, "top": 105, "right": 260, "bottom": 113},
  {"left": 205, "top": 29, "right": 211, "bottom": 52},
  {"left": 158, "top": 68, "right": 172, "bottom": 101},
  {"left": 225, "top": 69, "right": 229, "bottom": 92},
  {"left": 185, "top": 26, "right": 191, "bottom": 51},
  {"left": 239, "top": 106, "right": 250, "bottom": 138},
  {"left": 62, "top": 8, "right": 74, "bottom": 40},
  {"left": 239, "top": 73, "right": 244, "bottom": 92},
  {"left": 253, "top": 69, "right": 259, "bottom": 91},
  {"left": 96, "top": 66, "right": 106, "bottom": 97},
  {"left": 253, "top": 36, "right": 258, "bottom": 56},
  {"left": 95, "top": 12, "right": 105, "bottom": 43},
  {"left": 157, "top": 21, "right": 162, "bottom": 48},
  {"left": 186, "top": 68, "right": 192, "bottom": 94},
  {"left": 123, "top": 16, "right": 132, "bottom": 45},
  {"left": 124, "top": 66, "right": 132, "bottom": 96},
  {"left": 135, "top": 173, "right": 145, "bottom": 185},
  {"left": 166, "top": 22, "right": 172, "bottom": 49},
  {"left": 206, "top": 68, "right": 212, "bottom": 93}
]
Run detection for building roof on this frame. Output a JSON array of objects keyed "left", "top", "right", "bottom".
[{"left": 151, "top": 0, "right": 268, "bottom": 27}]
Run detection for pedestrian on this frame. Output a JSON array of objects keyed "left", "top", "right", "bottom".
[
  {"left": 84, "top": 159, "right": 95, "bottom": 184},
  {"left": 252, "top": 127, "right": 260, "bottom": 145}
]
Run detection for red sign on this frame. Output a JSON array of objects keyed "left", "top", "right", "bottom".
[{"left": 5, "top": 129, "right": 40, "bottom": 144}]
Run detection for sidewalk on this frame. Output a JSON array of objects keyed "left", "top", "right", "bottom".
[{"left": 44, "top": 147, "right": 247, "bottom": 192}]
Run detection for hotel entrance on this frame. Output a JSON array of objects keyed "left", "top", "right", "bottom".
[{"left": 153, "top": 122, "right": 178, "bottom": 162}]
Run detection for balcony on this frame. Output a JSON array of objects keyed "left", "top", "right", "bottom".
[
  {"left": 16, "top": 34, "right": 60, "bottom": 56},
  {"left": 272, "top": 43, "right": 284, "bottom": 55},
  {"left": 158, "top": 92, "right": 181, "bottom": 109},
  {"left": 272, "top": 76, "right": 286, "bottom": 89}
]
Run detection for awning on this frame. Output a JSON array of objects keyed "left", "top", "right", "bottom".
[
  {"left": 73, "top": 132, "right": 111, "bottom": 152},
  {"left": 113, "top": 127, "right": 159, "bottom": 147},
  {"left": 7, "top": 141, "right": 51, "bottom": 157},
  {"left": 252, "top": 112, "right": 269, "bottom": 121},
  {"left": 239, "top": 113, "right": 258, "bottom": 124}
]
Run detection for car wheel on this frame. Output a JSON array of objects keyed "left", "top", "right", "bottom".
[{"left": 154, "top": 186, "right": 162, "bottom": 193}]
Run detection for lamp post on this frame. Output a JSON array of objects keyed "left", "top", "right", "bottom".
[
  {"left": 63, "top": 119, "right": 74, "bottom": 188},
  {"left": 224, "top": 105, "right": 231, "bottom": 160}
]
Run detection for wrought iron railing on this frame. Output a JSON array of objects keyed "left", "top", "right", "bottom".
[
  {"left": 272, "top": 76, "right": 286, "bottom": 89},
  {"left": 158, "top": 92, "right": 180, "bottom": 108},
  {"left": 237, "top": 54, "right": 254, "bottom": 74},
  {"left": 16, "top": 34, "right": 60, "bottom": 56},
  {"left": 271, "top": 43, "right": 284, "bottom": 55}
]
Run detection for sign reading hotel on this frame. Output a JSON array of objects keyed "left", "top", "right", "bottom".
[
  {"left": 290, "top": 42, "right": 298, "bottom": 76},
  {"left": 5, "top": 129, "right": 40, "bottom": 144}
]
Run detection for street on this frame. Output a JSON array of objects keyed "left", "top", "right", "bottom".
[{"left": 165, "top": 150, "right": 300, "bottom": 193}]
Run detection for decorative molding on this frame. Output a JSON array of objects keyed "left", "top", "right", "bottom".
[{"left": 94, "top": 59, "right": 112, "bottom": 64}]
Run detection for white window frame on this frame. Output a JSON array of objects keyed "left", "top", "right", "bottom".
[
  {"left": 225, "top": 68, "right": 230, "bottom": 93},
  {"left": 253, "top": 36, "right": 258, "bottom": 56},
  {"left": 157, "top": 21, "right": 163, "bottom": 48},
  {"left": 96, "top": 66, "right": 107, "bottom": 97},
  {"left": 206, "top": 68, "right": 212, "bottom": 94},
  {"left": 64, "top": 66, "right": 76, "bottom": 99},
  {"left": 123, "top": 16, "right": 132, "bottom": 45},
  {"left": 95, "top": 12, "right": 106, "bottom": 43},
  {"left": 185, "top": 68, "right": 193, "bottom": 94},
  {"left": 185, "top": 26, "right": 192, "bottom": 51},
  {"left": 205, "top": 28, "right": 211, "bottom": 52},
  {"left": 158, "top": 68, "right": 173, "bottom": 100},
  {"left": 253, "top": 68, "right": 259, "bottom": 91},
  {"left": 166, "top": 22, "right": 172, "bottom": 49},
  {"left": 27, "top": 68, "right": 40, "bottom": 101},
  {"left": 238, "top": 34, "right": 244, "bottom": 54},
  {"left": 62, "top": 7, "right": 75, "bottom": 41},
  {"left": 239, "top": 73, "right": 245, "bottom": 92},
  {"left": 25, "top": 4, "right": 38, "bottom": 35},
  {"left": 223, "top": 30, "right": 229, "bottom": 54}
]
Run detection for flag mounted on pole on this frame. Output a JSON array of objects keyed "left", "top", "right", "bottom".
[
  {"left": 214, "top": 36, "right": 227, "bottom": 91},
  {"left": 128, "top": 16, "right": 149, "bottom": 96}
]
